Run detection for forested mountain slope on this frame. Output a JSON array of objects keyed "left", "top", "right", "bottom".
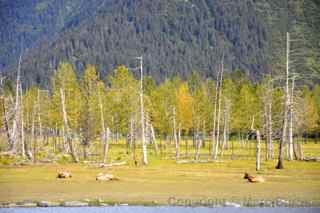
[{"left": 0, "top": 0, "right": 319, "bottom": 87}]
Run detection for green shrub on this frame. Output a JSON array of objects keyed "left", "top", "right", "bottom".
[
  {"left": 0, "top": 154, "right": 16, "bottom": 165},
  {"left": 57, "top": 154, "right": 73, "bottom": 164}
]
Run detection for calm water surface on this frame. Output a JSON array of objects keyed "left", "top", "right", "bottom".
[{"left": 0, "top": 207, "right": 319, "bottom": 213}]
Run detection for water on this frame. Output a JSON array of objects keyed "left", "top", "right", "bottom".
[{"left": 0, "top": 207, "right": 319, "bottom": 213}]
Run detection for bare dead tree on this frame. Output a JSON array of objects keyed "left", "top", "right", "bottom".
[
  {"left": 19, "top": 84, "right": 25, "bottom": 158},
  {"left": 173, "top": 106, "right": 179, "bottom": 160},
  {"left": 98, "top": 90, "right": 110, "bottom": 164},
  {"left": 129, "top": 118, "right": 134, "bottom": 155},
  {"left": 32, "top": 106, "right": 36, "bottom": 163},
  {"left": 267, "top": 88, "right": 274, "bottom": 160},
  {"left": 0, "top": 76, "right": 15, "bottom": 151},
  {"left": 60, "top": 88, "right": 79, "bottom": 163},
  {"left": 276, "top": 32, "right": 290, "bottom": 169},
  {"left": 10, "top": 54, "right": 23, "bottom": 153},
  {"left": 261, "top": 77, "right": 274, "bottom": 160},
  {"left": 220, "top": 97, "right": 231, "bottom": 156},
  {"left": 150, "top": 122, "right": 159, "bottom": 155},
  {"left": 256, "top": 130, "right": 261, "bottom": 171},
  {"left": 194, "top": 119, "right": 201, "bottom": 161},
  {"left": 288, "top": 75, "right": 296, "bottom": 160},
  {"left": 37, "top": 89, "right": 42, "bottom": 143},
  {"left": 129, "top": 117, "right": 138, "bottom": 163},
  {"left": 137, "top": 56, "right": 148, "bottom": 165},
  {"left": 250, "top": 116, "right": 261, "bottom": 171},
  {"left": 211, "top": 68, "right": 220, "bottom": 158},
  {"left": 213, "top": 54, "right": 224, "bottom": 160}
]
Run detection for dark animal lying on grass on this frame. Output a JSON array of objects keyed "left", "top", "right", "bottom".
[
  {"left": 244, "top": 172, "right": 265, "bottom": 183},
  {"left": 57, "top": 171, "right": 72, "bottom": 178}
]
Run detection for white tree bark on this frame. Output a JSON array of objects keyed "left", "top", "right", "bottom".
[
  {"left": 98, "top": 90, "right": 109, "bottom": 163},
  {"left": 213, "top": 55, "right": 224, "bottom": 160},
  {"left": 37, "top": 89, "right": 42, "bottom": 142},
  {"left": 277, "top": 32, "right": 290, "bottom": 169},
  {"left": 139, "top": 56, "right": 148, "bottom": 165},
  {"left": 194, "top": 120, "right": 201, "bottom": 160},
  {"left": 288, "top": 77, "right": 295, "bottom": 160},
  {"left": 250, "top": 116, "right": 261, "bottom": 171},
  {"left": 32, "top": 106, "right": 36, "bottom": 163},
  {"left": 19, "top": 84, "right": 25, "bottom": 157},
  {"left": 11, "top": 54, "right": 22, "bottom": 153},
  {"left": 1, "top": 95, "right": 14, "bottom": 151},
  {"left": 150, "top": 124, "right": 159, "bottom": 155},
  {"left": 130, "top": 118, "right": 134, "bottom": 153},
  {"left": 267, "top": 98, "right": 273, "bottom": 159},
  {"left": 256, "top": 130, "right": 261, "bottom": 171},
  {"left": 221, "top": 98, "right": 230, "bottom": 156},
  {"left": 104, "top": 127, "right": 110, "bottom": 163},
  {"left": 263, "top": 79, "right": 273, "bottom": 160},
  {"left": 60, "top": 88, "right": 79, "bottom": 163},
  {"left": 173, "top": 107, "right": 179, "bottom": 160},
  {"left": 211, "top": 69, "right": 220, "bottom": 158}
]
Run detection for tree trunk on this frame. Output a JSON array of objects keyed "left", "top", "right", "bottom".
[
  {"left": 164, "top": 134, "right": 168, "bottom": 158},
  {"left": 83, "top": 144, "right": 88, "bottom": 159},
  {"left": 267, "top": 99, "right": 274, "bottom": 159},
  {"left": 276, "top": 32, "right": 290, "bottom": 169},
  {"left": 173, "top": 107, "right": 179, "bottom": 160},
  {"left": 150, "top": 124, "right": 158, "bottom": 155},
  {"left": 24, "top": 112, "right": 33, "bottom": 161},
  {"left": 299, "top": 142, "right": 304, "bottom": 160},
  {"left": 98, "top": 90, "right": 110, "bottom": 163},
  {"left": 213, "top": 55, "right": 224, "bottom": 160},
  {"left": 221, "top": 99, "right": 229, "bottom": 156},
  {"left": 32, "top": 113, "right": 36, "bottom": 163},
  {"left": 18, "top": 84, "right": 25, "bottom": 157},
  {"left": 103, "top": 128, "right": 110, "bottom": 164},
  {"left": 211, "top": 69, "right": 220, "bottom": 158},
  {"left": 10, "top": 55, "right": 23, "bottom": 153},
  {"left": 195, "top": 138, "right": 202, "bottom": 161},
  {"left": 1, "top": 98, "right": 14, "bottom": 150},
  {"left": 133, "top": 128, "right": 137, "bottom": 164},
  {"left": 139, "top": 56, "right": 148, "bottom": 165},
  {"left": 256, "top": 130, "right": 261, "bottom": 171},
  {"left": 185, "top": 137, "right": 188, "bottom": 157},
  {"left": 37, "top": 89, "right": 42, "bottom": 145},
  {"left": 288, "top": 77, "right": 295, "bottom": 160},
  {"left": 60, "top": 88, "right": 78, "bottom": 163},
  {"left": 264, "top": 103, "right": 268, "bottom": 160},
  {"left": 62, "top": 126, "right": 69, "bottom": 153},
  {"left": 194, "top": 120, "right": 201, "bottom": 160},
  {"left": 293, "top": 137, "right": 299, "bottom": 160},
  {"left": 129, "top": 118, "right": 134, "bottom": 154},
  {"left": 178, "top": 126, "right": 181, "bottom": 149}
]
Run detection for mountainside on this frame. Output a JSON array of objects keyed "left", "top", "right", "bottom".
[{"left": 1, "top": 0, "right": 319, "bottom": 87}]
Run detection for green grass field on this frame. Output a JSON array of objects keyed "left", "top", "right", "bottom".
[{"left": 0, "top": 139, "right": 319, "bottom": 206}]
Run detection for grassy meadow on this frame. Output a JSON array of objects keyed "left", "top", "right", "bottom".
[{"left": 0, "top": 138, "right": 319, "bottom": 206}]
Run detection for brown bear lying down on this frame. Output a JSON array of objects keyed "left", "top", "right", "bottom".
[
  {"left": 57, "top": 171, "right": 72, "bottom": 178},
  {"left": 244, "top": 172, "right": 265, "bottom": 183},
  {"left": 96, "top": 173, "right": 119, "bottom": 181}
]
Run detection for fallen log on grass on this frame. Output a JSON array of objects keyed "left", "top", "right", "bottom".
[
  {"left": 176, "top": 159, "right": 223, "bottom": 164},
  {"left": 98, "top": 161, "right": 127, "bottom": 168},
  {"left": 0, "top": 151, "right": 16, "bottom": 157},
  {"left": 303, "top": 157, "right": 320, "bottom": 162}
]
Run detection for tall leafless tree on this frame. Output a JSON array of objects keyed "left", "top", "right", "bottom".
[
  {"left": 213, "top": 54, "right": 224, "bottom": 160},
  {"left": 276, "top": 32, "right": 290, "bottom": 169},
  {"left": 137, "top": 56, "right": 148, "bottom": 165},
  {"left": 60, "top": 88, "right": 79, "bottom": 163}
]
